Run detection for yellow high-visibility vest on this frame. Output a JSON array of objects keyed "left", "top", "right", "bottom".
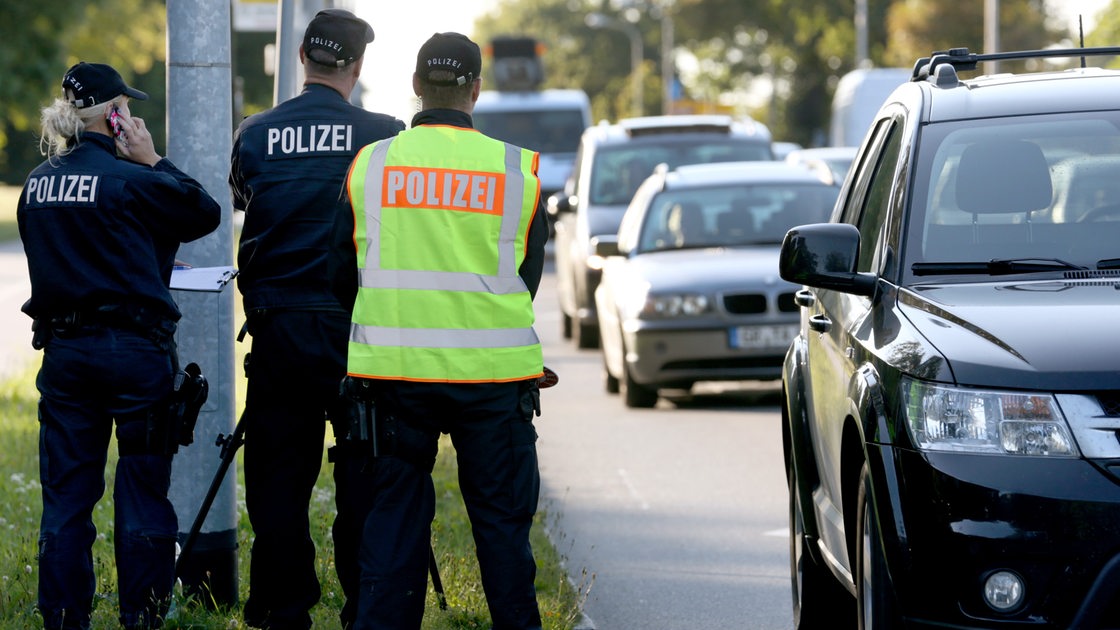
[{"left": 345, "top": 124, "right": 543, "bottom": 383}]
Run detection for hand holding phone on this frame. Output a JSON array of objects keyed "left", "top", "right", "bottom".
[{"left": 108, "top": 105, "right": 127, "bottom": 147}]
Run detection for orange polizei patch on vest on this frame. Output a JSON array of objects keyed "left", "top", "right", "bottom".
[{"left": 382, "top": 166, "right": 505, "bottom": 215}]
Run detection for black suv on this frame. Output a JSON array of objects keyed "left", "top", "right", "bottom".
[
  {"left": 780, "top": 47, "right": 1120, "bottom": 629},
  {"left": 548, "top": 115, "right": 774, "bottom": 348}
]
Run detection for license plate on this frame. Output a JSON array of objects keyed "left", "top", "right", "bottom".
[{"left": 728, "top": 324, "right": 798, "bottom": 350}]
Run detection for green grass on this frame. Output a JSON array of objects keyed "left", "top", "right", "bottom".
[
  {"left": 0, "top": 364, "right": 588, "bottom": 629},
  {"left": 0, "top": 248, "right": 589, "bottom": 629}
]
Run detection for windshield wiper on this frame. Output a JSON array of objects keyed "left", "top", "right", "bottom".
[
  {"left": 1097, "top": 258, "right": 1120, "bottom": 270},
  {"left": 912, "top": 257, "right": 1088, "bottom": 276}
]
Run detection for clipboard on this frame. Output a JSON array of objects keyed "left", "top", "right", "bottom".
[{"left": 171, "top": 266, "right": 238, "bottom": 292}]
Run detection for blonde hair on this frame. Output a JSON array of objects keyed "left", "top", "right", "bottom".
[{"left": 38, "top": 91, "right": 123, "bottom": 160}]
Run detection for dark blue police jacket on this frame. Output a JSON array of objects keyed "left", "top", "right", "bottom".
[
  {"left": 18, "top": 132, "right": 222, "bottom": 322},
  {"left": 230, "top": 83, "right": 406, "bottom": 313}
]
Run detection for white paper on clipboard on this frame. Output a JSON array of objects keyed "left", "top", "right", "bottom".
[{"left": 170, "top": 266, "right": 238, "bottom": 292}]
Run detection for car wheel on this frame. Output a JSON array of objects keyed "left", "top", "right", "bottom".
[
  {"left": 561, "top": 312, "right": 573, "bottom": 339},
  {"left": 573, "top": 315, "right": 600, "bottom": 349},
  {"left": 622, "top": 360, "right": 658, "bottom": 408},
  {"left": 603, "top": 353, "right": 620, "bottom": 394},
  {"left": 857, "top": 463, "right": 899, "bottom": 630},
  {"left": 789, "top": 460, "right": 853, "bottom": 628}
]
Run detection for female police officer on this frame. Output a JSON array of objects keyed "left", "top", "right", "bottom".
[{"left": 18, "top": 61, "right": 220, "bottom": 629}]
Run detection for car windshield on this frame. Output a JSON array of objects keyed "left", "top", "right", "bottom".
[
  {"left": 589, "top": 140, "right": 773, "bottom": 205},
  {"left": 905, "top": 112, "right": 1120, "bottom": 280},
  {"left": 472, "top": 109, "right": 586, "bottom": 153},
  {"left": 636, "top": 183, "right": 838, "bottom": 253}
]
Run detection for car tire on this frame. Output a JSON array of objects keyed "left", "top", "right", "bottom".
[
  {"left": 603, "top": 354, "right": 620, "bottom": 394},
  {"left": 573, "top": 315, "right": 600, "bottom": 349},
  {"left": 561, "top": 312, "right": 573, "bottom": 339},
  {"left": 789, "top": 461, "right": 853, "bottom": 629},
  {"left": 857, "top": 462, "right": 900, "bottom": 630},
  {"left": 622, "top": 360, "right": 658, "bottom": 408}
]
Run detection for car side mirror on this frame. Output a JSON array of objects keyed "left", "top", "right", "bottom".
[
  {"left": 779, "top": 223, "right": 877, "bottom": 296},
  {"left": 591, "top": 234, "right": 621, "bottom": 257}
]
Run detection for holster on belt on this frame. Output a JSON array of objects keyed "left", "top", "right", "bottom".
[
  {"left": 338, "top": 376, "right": 380, "bottom": 461},
  {"left": 164, "top": 362, "right": 209, "bottom": 450},
  {"left": 123, "top": 362, "right": 209, "bottom": 457}
]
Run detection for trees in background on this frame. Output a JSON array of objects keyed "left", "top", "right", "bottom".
[
  {"left": 1, "top": 0, "right": 166, "bottom": 183},
  {"left": 473, "top": 0, "right": 1070, "bottom": 147},
  {"left": 1, "top": 0, "right": 1109, "bottom": 183}
]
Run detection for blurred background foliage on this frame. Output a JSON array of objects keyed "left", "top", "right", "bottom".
[{"left": 0, "top": 0, "right": 1113, "bottom": 183}]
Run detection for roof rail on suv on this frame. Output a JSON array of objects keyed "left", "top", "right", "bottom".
[{"left": 911, "top": 46, "right": 1120, "bottom": 85}]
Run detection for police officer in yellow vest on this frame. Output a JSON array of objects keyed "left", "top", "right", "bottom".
[{"left": 342, "top": 32, "right": 547, "bottom": 629}]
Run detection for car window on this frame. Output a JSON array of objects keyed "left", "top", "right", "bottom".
[
  {"left": 906, "top": 112, "right": 1120, "bottom": 276},
  {"left": 472, "top": 109, "right": 586, "bottom": 153},
  {"left": 855, "top": 123, "right": 903, "bottom": 273},
  {"left": 636, "top": 184, "right": 838, "bottom": 252},
  {"left": 588, "top": 140, "right": 773, "bottom": 206}
]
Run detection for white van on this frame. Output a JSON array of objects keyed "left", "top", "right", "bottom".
[{"left": 829, "top": 67, "right": 911, "bottom": 148}]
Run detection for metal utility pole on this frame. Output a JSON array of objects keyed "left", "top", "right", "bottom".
[
  {"left": 985, "top": 0, "right": 1001, "bottom": 74},
  {"left": 855, "top": 0, "right": 869, "bottom": 66},
  {"left": 275, "top": 0, "right": 326, "bottom": 105},
  {"left": 166, "top": 0, "right": 238, "bottom": 606},
  {"left": 659, "top": 1, "right": 674, "bottom": 115}
]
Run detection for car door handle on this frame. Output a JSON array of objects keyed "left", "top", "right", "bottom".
[
  {"left": 808, "top": 314, "right": 831, "bottom": 333},
  {"left": 794, "top": 289, "right": 815, "bottom": 308}
]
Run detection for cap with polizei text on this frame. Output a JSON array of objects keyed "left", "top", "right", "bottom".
[
  {"left": 415, "top": 32, "right": 482, "bottom": 86},
  {"left": 303, "top": 8, "right": 374, "bottom": 68},
  {"left": 62, "top": 62, "right": 148, "bottom": 108}
]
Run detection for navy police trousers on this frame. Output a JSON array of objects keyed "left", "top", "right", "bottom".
[
  {"left": 353, "top": 380, "right": 544, "bottom": 630},
  {"left": 36, "top": 326, "right": 177, "bottom": 630}
]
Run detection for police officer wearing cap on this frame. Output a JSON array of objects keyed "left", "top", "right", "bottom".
[
  {"left": 18, "top": 61, "right": 221, "bottom": 629},
  {"left": 229, "top": 8, "right": 405, "bottom": 630},
  {"left": 343, "top": 32, "right": 548, "bottom": 630}
]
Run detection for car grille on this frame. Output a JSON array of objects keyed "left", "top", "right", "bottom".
[
  {"left": 722, "top": 292, "right": 799, "bottom": 314},
  {"left": 1096, "top": 392, "right": 1120, "bottom": 417},
  {"left": 1059, "top": 393, "right": 1120, "bottom": 467}
]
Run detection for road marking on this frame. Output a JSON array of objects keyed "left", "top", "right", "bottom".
[
  {"left": 763, "top": 528, "right": 787, "bottom": 537},
  {"left": 616, "top": 468, "right": 649, "bottom": 511}
]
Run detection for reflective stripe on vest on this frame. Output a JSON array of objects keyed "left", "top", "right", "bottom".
[
  {"left": 347, "top": 127, "right": 543, "bottom": 382},
  {"left": 357, "top": 137, "right": 528, "bottom": 294}
]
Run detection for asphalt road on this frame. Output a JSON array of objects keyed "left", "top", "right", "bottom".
[
  {"left": 533, "top": 261, "right": 794, "bottom": 630},
  {"left": 0, "top": 239, "right": 37, "bottom": 381}
]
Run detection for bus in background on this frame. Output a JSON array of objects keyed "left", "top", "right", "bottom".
[{"left": 472, "top": 37, "right": 593, "bottom": 204}]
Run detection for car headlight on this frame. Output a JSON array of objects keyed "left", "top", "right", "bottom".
[
  {"left": 640, "top": 293, "right": 711, "bottom": 318},
  {"left": 902, "top": 378, "right": 1078, "bottom": 456}
]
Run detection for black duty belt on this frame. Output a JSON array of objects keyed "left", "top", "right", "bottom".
[{"left": 43, "top": 304, "right": 177, "bottom": 342}]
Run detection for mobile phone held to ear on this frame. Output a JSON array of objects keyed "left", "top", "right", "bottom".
[{"left": 108, "top": 105, "right": 126, "bottom": 146}]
